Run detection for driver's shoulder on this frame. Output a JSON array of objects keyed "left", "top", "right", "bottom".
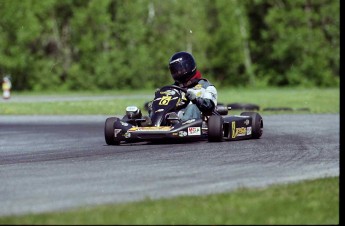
[{"left": 197, "top": 79, "right": 215, "bottom": 89}]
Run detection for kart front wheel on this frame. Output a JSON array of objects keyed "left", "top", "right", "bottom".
[
  {"left": 104, "top": 117, "right": 121, "bottom": 145},
  {"left": 208, "top": 115, "right": 224, "bottom": 142}
]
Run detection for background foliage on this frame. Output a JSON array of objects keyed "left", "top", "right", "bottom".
[{"left": 0, "top": 0, "right": 339, "bottom": 91}]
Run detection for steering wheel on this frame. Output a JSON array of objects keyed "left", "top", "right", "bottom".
[
  {"left": 157, "top": 85, "right": 190, "bottom": 110},
  {"left": 158, "top": 85, "right": 187, "bottom": 93}
]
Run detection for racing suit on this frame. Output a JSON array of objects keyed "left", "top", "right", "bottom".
[{"left": 171, "top": 70, "right": 217, "bottom": 121}]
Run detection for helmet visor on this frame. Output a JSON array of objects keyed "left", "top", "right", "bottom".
[{"left": 169, "top": 62, "right": 188, "bottom": 77}]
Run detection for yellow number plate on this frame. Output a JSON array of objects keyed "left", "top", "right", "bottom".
[{"left": 159, "top": 96, "right": 172, "bottom": 105}]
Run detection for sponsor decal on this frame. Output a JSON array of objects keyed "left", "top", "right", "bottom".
[
  {"left": 160, "top": 90, "right": 176, "bottom": 96},
  {"left": 244, "top": 119, "right": 250, "bottom": 126},
  {"left": 170, "top": 57, "right": 182, "bottom": 64},
  {"left": 236, "top": 127, "right": 247, "bottom": 137},
  {"left": 234, "top": 115, "right": 250, "bottom": 118},
  {"left": 231, "top": 121, "right": 236, "bottom": 138},
  {"left": 124, "top": 132, "right": 131, "bottom": 138},
  {"left": 120, "top": 121, "right": 129, "bottom": 126},
  {"left": 188, "top": 127, "right": 201, "bottom": 136},
  {"left": 231, "top": 121, "right": 247, "bottom": 138},
  {"left": 246, "top": 127, "right": 252, "bottom": 135},
  {"left": 129, "top": 126, "right": 171, "bottom": 132},
  {"left": 182, "top": 119, "right": 196, "bottom": 125},
  {"left": 179, "top": 131, "right": 188, "bottom": 137},
  {"left": 114, "top": 129, "right": 122, "bottom": 138}
]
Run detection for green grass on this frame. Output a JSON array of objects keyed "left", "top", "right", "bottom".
[
  {"left": 0, "top": 87, "right": 339, "bottom": 115},
  {"left": 0, "top": 177, "right": 338, "bottom": 225}
]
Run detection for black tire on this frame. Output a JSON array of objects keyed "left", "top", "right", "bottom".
[
  {"left": 227, "top": 103, "right": 260, "bottom": 111},
  {"left": 208, "top": 115, "right": 224, "bottom": 142},
  {"left": 104, "top": 117, "right": 120, "bottom": 145},
  {"left": 295, "top": 107, "right": 310, "bottom": 112},
  {"left": 263, "top": 107, "right": 292, "bottom": 111},
  {"left": 240, "top": 112, "right": 263, "bottom": 139}
]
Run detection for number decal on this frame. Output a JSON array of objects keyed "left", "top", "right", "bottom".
[{"left": 159, "top": 96, "right": 172, "bottom": 105}]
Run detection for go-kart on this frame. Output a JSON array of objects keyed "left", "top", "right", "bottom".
[{"left": 104, "top": 85, "right": 263, "bottom": 145}]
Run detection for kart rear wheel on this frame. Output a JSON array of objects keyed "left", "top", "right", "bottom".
[
  {"left": 104, "top": 117, "right": 121, "bottom": 145},
  {"left": 208, "top": 115, "right": 224, "bottom": 142},
  {"left": 240, "top": 112, "right": 263, "bottom": 139}
]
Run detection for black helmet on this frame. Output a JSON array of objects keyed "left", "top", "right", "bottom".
[{"left": 168, "top": 51, "right": 197, "bottom": 84}]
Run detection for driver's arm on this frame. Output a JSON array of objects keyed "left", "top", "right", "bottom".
[{"left": 189, "top": 86, "right": 217, "bottom": 113}]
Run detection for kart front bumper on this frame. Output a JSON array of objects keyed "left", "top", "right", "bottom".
[{"left": 114, "top": 119, "right": 206, "bottom": 143}]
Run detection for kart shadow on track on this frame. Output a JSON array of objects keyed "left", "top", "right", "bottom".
[{"left": 105, "top": 138, "right": 206, "bottom": 146}]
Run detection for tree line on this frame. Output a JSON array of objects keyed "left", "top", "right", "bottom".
[{"left": 0, "top": 0, "right": 339, "bottom": 91}]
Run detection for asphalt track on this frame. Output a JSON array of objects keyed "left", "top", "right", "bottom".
[{"left": 0, "top": 114, "right": 339, "bottom": 216}]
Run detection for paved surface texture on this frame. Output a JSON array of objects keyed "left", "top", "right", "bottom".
[
  {"left": 0, "top": 94, "right": 152, "bottom": 103},
  {"left": 0, "top": 114, "right": 339, "bottom": 216}
]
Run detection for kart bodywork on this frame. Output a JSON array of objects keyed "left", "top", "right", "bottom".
[{"left": 105, "top": 85, "right": 263, "bottom": 145}]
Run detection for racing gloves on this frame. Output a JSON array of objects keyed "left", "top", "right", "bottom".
[
  {"left": 186, "top": 90, "right": 215, "bottom": 114},
  {"left": 185, "top": 90, "right": 197, "bottom": 101}
]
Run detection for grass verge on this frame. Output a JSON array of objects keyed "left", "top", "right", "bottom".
[
  {"left": 0, "top": 177, "right": 338, "bottom": 225},
  {"left": 0, "top": 87, "right": 339, "bottom": 115}
]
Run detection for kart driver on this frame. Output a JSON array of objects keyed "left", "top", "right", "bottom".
[
  {"left": 144, "top": 51, "right": 217, "bottom": 125},
  {"left": 167, "top": 51, "right": 218, "bottom": 121}
]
